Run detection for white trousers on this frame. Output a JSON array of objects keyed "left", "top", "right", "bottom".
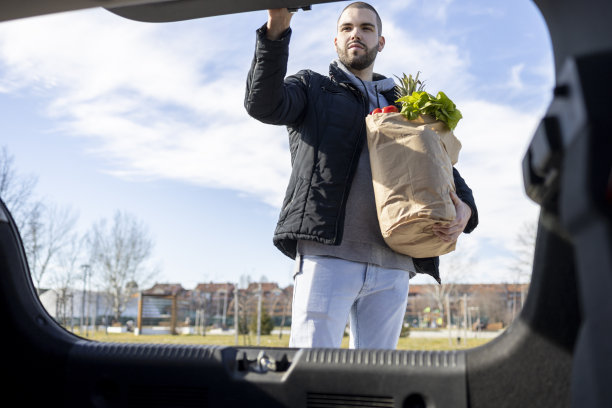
[{"left": 289, "top": 255, "right": 410, "bottom": 349}]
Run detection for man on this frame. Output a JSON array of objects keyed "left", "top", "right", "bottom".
[{"left": 244, "top": 2, "right": 478, "bottom": 349}]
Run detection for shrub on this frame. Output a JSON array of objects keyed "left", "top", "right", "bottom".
[{"left": 249, "top": 306, "right": 274, "bottom": 335}]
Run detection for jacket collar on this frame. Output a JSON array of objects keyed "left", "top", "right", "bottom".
[{"left": 329, "top": 60, "right": 388, "bottom": 84}]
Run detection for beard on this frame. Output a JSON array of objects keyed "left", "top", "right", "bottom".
[{"left": 337, "top": 41, "right": 378, "bottom": 71}]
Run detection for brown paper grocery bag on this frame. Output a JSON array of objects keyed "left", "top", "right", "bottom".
[{"left": 365, "top": 113, "right": 462, "bottom": 258}]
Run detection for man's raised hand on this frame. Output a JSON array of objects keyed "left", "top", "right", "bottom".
[{"left": 266, "top": 9, "right": 293, "bottom": 40}]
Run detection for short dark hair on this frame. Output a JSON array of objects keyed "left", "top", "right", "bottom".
[{"left": 339, "top": 2, "right": 383, "bottom": 36}]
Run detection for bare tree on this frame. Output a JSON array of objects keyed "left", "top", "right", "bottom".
[
  {"left": 471, "top": 286, "right": 511, "bottom": 327},
  {"left": 424, "top": 251, "right": 477, "bottom": 327},
  {"left": 0, "top": 146, "right": 80, "bottom": 290},
  {"left": 22, "top": 204, "right": 78, "bottom": 289},
  {"left": 0, "top": 146, "right": 38, "bottom": 226},
  {"left": 0, "top": 146, "right": 42, "bottom": 259},
  {"left": 272, "top": 290, "right": 291, "bottom": 339},
  {"left": 88, "top": 210, "right": 157, "bottom": 322},
  {"left": 49, "top": 232, "right": 85, "bottom": 326},
  {"left": 508, "top": 219, "right": 537, "bottom": 319},
  {"left": 510, "top": 219, "right": 537, "bottom": 282}
]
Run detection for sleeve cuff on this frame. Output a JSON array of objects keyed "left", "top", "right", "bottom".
[
  {"left": 256, "top": 23, "right": 292, "bottom": 43},
  {"left": 463, "top": 202, "right": 479, "bottom": 234}
]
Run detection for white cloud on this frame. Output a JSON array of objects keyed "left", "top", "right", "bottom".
[
  {"left": 382, "top": 0, "right": 455, "bottom": 23},
  {"left": 452, "top": 99, "right": 541, "bottom": 271},
  {"left": 465, "top": 7, "right": 505, "bottom": 18},
  {"left": 423, "top": 0, "right": 455, "bottom": 22},
  {"left": 376, "top": 19, "right": 473, "bottom": 98},
  {"left": 0, "top": 9, "right": 290, "bottom": 207},
  {"left": 508, "top": 63, "right": 526, "bottom": 90}
]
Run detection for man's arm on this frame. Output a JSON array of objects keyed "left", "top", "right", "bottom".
[{"left": 244, "top": 9, "right": 307, "bottom": 126}]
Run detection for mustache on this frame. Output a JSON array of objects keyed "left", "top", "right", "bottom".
[{"left": 347, "top": 40, "right": 366, "bottom": 49}]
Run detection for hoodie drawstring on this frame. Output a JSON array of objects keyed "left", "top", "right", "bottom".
[{"left": 375, "top": 84, "right": 380, "bottom": 108}]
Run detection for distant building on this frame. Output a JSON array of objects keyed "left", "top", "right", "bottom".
[
  {"left": 240, "top": 282, "right": 290, "bottom": 320},
  {"left": 38, "top": 288, "right": 133, "bottom": 327},
  {"left": 143, "top": 283, "right": 187, "bottom": 296},
  {"left": 191, "top": 282, "right": 235, "bottom": 327}
]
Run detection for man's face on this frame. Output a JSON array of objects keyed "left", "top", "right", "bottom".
[{"left": 334, "top": 8, "right": 385, "bottom": 72}]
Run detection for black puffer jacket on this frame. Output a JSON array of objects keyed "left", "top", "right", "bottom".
[{"left": 245, "top": 26, "right": 478, "bottom": 282}]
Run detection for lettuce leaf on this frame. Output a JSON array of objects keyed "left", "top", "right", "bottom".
[{"left": 396, "top": 90, "right": 462, "bottom": 131}]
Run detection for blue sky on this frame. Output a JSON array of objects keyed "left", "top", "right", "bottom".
[{"left": 0, "top": 0, "right": 553, "bottom": 289}]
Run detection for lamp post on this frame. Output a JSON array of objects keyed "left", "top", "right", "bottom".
[
  {"left": 446, "top": 294, "right": 452, "bottom": 346},
  {"left": 234, "top": 283, "right": 239, "bottom": 345},
  {"left": 257, "top": 283, "right": 262, "bottom": 346},
  {"left": 80, "top": 264, "right": 90, "bottom": 336},
  {"left": 463, "top": 294, "right": 468, "bottom": 345}
]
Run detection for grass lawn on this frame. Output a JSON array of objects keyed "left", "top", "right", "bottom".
[{"left": 75, "top": 329, "right": 492, "bottom": 351}]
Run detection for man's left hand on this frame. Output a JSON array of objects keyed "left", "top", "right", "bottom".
[{"left": 432, "top": 191, "right": 472, "bottom": 243}]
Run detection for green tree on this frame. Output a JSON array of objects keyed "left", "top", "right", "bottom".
[{"left": 249, "top": 305, "right": 274, "bottom": 335}]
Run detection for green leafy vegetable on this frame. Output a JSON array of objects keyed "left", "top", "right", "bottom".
[{"left": 394, "top": 72, "right": 462, "bottom": 131}]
